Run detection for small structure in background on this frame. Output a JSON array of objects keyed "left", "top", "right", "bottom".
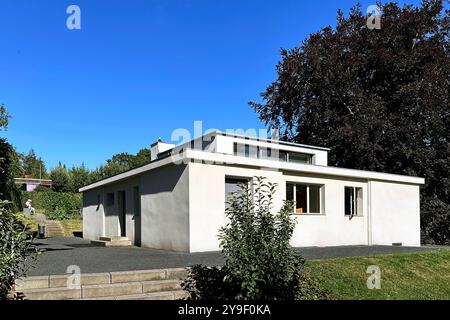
[{"left": 14, "top": 176, "right": 52, "bottom": 192}]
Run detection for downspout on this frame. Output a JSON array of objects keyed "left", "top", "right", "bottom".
[
  {"left": 102, "top": 187, "right": 106, "bottom": 237},
  {"left": 367, "top": 180, "right": 373, "bottom": 246}
]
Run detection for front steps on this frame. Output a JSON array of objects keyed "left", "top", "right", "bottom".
[
  {"left": 14, "top": 268, "right": 189, "bottom": 300},
  {"left": 45, "top": 220, "right": 65, "bottom": 237},
  {"left": 91, "top": 236, "right": 132, "bottom": 247}
]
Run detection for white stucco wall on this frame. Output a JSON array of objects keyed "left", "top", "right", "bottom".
[
  {"left": 83, "top": 177, "right": 141, "bottom": 244},
  {"left": 82, "top": 189, "right": 104, "bottom": 240},
  {"left": 188, "top": 163, "right": 371, "bottom": 252},
  {"left": 289, "top": 175, "right": 368, "bottom": 247},
  {"left": 188, "top": 162, "right": 285, "bottom": 252},
  {"left": 83, "top": 155, "right": 422, "bottom": 252},
  {"left": 140, "top": 164, "right": 190, "bottom": 252},
  {"left": 369, "top": 181, "right": 421, "bottom": 246}
]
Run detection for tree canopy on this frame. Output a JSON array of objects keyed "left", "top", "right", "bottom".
[
  {"left": 250, "top": 1, "right": 450, "bottom": 244},
  {"left": 0, "top": 104, "right": 10, "bottom": 130}
]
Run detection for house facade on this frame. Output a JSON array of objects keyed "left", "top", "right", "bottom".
[{"left": 80, "top": 131, "right": 424, "bottom": 252}]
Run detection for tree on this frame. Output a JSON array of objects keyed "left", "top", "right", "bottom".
[
  {"left": 182, "top": 177, "right": 328, "bottom": 300},
  {"left": 69, "top": 164, "right": 92, "bottom": 193},
  {"left": 0, "top": 104, "right": 10, "bottom": 130},
  {"left": 0, "top": 105, "right": 22, "bottom": 211},
  {"left": 21, "top": 149, "right": 47, "bottom": 179},
  {"left": 91, "top": 148, "right": 152, "bottom": 182},
  {"left": 0, "top": 140, "right": 22, "bottom": 212},
  {"left": 250, "top": 1, "right": 450, "bottom": 244},
  {"left": 50, "top": 164, "right": 71, "bottom": 193}
]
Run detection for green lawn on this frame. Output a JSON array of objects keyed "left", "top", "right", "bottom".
[{"left": 307, "top": 249, "right": 450, "bottom": 300}]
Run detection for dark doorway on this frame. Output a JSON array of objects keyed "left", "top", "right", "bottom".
[
  {"left": 133, "top": 186, "right": 141, "bottom": 246},
  {"left": 118, "top": 191, "right": 126, "bottom": 237}
]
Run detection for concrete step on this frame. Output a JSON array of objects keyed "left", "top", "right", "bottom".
[
  {"left": 15, "top": 267, "right": 189, "bottom": 300},
  {"left": 45, "top": 221, "right": 65, "bottom": 237},
  {"left": 20, "top": 287, "right": 81, "bottom": 300},
  {"left": 15, "top": 268, "right": 188, "bottom": 291},
  {"left": 143, "top": 279, "right": 182, "bottom": 293},
  {"left": 100, "top": 236, "right": 129, "bottom": 241},
  {"left": 82, "top": 282, "right": 143, "bottom": 298},
  {"left": 77, "top": 290, "right": 188, "bottom": 300},
  {"left": 91, "top": 240, "right": 132, "bottom": 247}
]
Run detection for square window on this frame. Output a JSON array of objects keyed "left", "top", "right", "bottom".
[
  {"left": 106, "top": 193, "right": 115, "bottom": 207},
  {"left": 286, "top": 183, "right": 323, "bottom": 214},
  {"left": 345, "top": 187, "right": 363, "bottom": 216}
]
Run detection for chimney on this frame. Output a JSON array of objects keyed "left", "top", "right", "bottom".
[{"left": 150, "top": 138, "right": 175, "bottom": 161}]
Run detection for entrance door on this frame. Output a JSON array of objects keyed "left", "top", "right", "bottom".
[
  {"left": 133, "top": 186, "right": 141, "bottom": 246},
  {"left": 118, "top": 191, "right": 126, "bottom": 237}
]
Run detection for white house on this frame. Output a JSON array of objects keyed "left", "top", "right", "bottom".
[{"left": 80, "top": 131, "right": 424, "bottom": 252}]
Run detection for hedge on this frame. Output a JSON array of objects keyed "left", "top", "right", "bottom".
[{"left": 21, "top": 191, "right": 82, "bottom": 220}]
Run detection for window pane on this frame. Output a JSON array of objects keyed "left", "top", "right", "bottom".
[
  {"left": 279, "top": 150, "right": 288, "bottom": 162},
  {"left": 235, "top": 143, "right": 246, "bottom": 157},
  {"left": 225, "top": 178, "right": 248, "bottom": 195},
  {"left": 248, "top": 145, "right": 258, "bottom": 158},
  {"left": 225, "top": 178, "right": 248, "bottom": 208},
  {"left": 260, "top": 147, "right": 272, "bottom": 159},
  {"left": 356, "top": 187, "right": 363, "bottom": 216},
  {"left": 286, "top": 184, "right": 294, "bottom": 202},
  {"left": 309, "top": 185, "right": 321, "bottom": 213},
  {"left": 344, "top": 187, "right": 353, "bottom": 216},
  {"left": 295, "top": 185, "right": 308, "bottom": 214},
  {"left": 289, "top": 152, "right": 312, "bottom": 164}
]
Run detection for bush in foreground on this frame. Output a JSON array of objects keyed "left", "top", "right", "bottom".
[
  {"left": 0, "top": 200, "right": 39, "bottom": 300},
  {"left": 182, "top": 177, "right": 329, "bottom": 300}
]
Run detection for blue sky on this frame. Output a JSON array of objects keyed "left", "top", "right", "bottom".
[{"left": 0, "top": 0, "right": 422, "bottom": 170}]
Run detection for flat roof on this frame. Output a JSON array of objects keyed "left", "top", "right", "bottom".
[{"left": 80, "top": 149, "right": 424, "bottom": 192}]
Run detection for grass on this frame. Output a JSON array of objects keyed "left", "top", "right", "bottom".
[
  {"left": 306, "top": 249, "right": 450, "bottom": 300},
  {"left": 60, "top": 219, "right": 83, "bottom": 236}
]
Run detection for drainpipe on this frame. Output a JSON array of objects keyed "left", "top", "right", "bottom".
[{"left": 367, "top": 180, "right": 373, "bottom": 246}]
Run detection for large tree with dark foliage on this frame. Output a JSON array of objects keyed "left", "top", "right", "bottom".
[
  {"left": 0, "top": 105, "right": 22, "bottom": 211},
  {"left": 250, "top": 1, "right": 450, "bottom": 244}
]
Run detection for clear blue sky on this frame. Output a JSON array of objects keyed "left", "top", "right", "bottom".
[{"left": 0, "top": 0, "right": 421, "bottom": 170}]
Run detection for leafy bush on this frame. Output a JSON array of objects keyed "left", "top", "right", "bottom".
[
  {"left": 0, "top": 200, "right": 39, "bottom": 300},
  {"left": 182, "top": 177, "right": 328, "bottom": 300},
  {"left": 21, "top": 191, "right": 82, "bottom": 220}
]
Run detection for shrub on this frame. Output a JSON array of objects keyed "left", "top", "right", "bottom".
[
  {"left": 21, "top": 191, "right": 82, "bottom": 220},
  {"left": 182, "top": 177, "right": 328, "bottom": 300},
  {"left": 0, "top": 200, "right": 39, "bottom": 300}
]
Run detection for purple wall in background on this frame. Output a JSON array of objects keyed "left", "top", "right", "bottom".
[{"left": 26, "top": 184, "right": 38, "bottom": 192}]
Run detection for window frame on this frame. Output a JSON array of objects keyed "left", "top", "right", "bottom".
[
  {"left": 286, "top": 183, "right": 324, "bottom": 215},
  {"left": 344, "top": 186, "right": 363, "bottom": 217},
  {"left": 225, "top": 176, "right": 252, "bottom": 208}
]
